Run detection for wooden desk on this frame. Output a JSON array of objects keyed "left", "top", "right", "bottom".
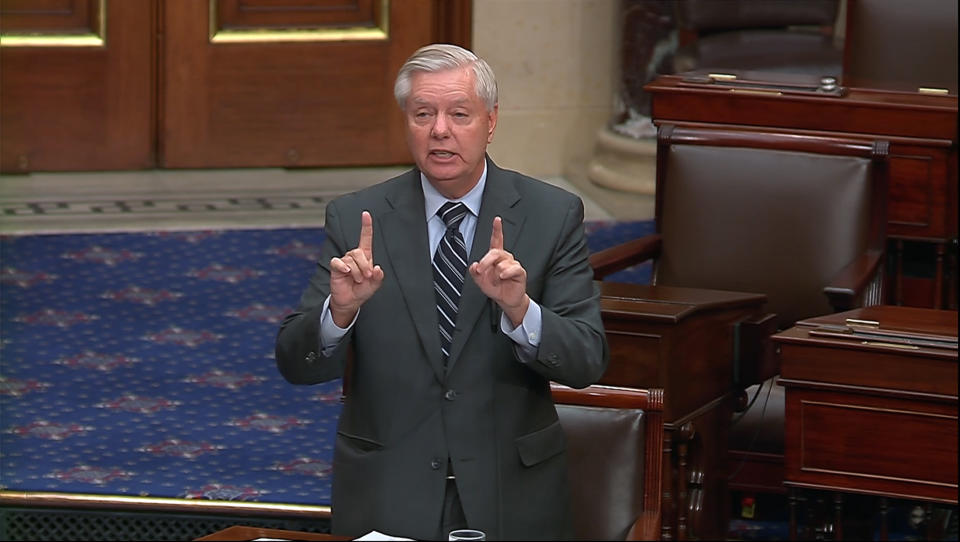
[
  {"left": 196, "top": 525, "right": 350, "bottom": 541},
  {"left": 773, "top": 305, "right": 958, "bottom": 538},
  {"left": 597, "top": 282, "right": 769, "bottom": 540},
  {"left": 645, "top": 71, "right": 958, "bottom": 310}
]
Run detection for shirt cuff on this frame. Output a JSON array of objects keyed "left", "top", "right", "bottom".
[
  {"left": 502, "top": 299, "right": 542, "bottom": 362},
  {"left": 319, "top": 295, "right": 356, "bottom": 356}
]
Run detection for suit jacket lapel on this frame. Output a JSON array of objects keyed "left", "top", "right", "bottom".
[
  {"left": 446, "top": 161, "right": 525, "bottom": 371},
  {"left": 380, "top": 172, "right": 446, "bottom": 382}
]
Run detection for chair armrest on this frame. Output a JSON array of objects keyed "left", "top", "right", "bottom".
[
  {"left": 823, "top": 249, "right": 884, "bottom": 311},
  {"left": 589, "top": 234, "right": 662, "bottom": 280},
  {"left": 626, "top": 510, "right": 662, "bottom": 541}
]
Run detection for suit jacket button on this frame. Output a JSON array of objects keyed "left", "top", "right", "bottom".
[
  {"left": 305, "top": 351, "right": 318, "bottom": 364},
  {"left": 431, "top": 459, "right": 442, "bottom": 470},
  {"left": 444, "top": 389, "right": 457, "bottom": 401}
]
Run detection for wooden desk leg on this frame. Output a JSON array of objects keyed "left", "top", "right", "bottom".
[
  {"left": 879, "top": 497, "right": 889, "bottom": 541},
  {"left": 935, "top": 242, "right": 945, "bottom": 309},
  {"left": 807, "top": 493, "right": 818, "bottom": 541},
  {"left": 894, "top": 239, "right": 904, "bottom": 305},
  {"left": 949, "top": 239, "right": 959, "bottom": 310},
  {"left": 677, "top": 423, "right": 693, "bottom": 541},
  {"left": 662, "top": 430, "right": 675, "bottom": 541},
  {"left": 833, "top": 492, "right": 843, "bottom": 541},
  {"left": 789, "top": 488, "right": 798, "bottom": 541}
]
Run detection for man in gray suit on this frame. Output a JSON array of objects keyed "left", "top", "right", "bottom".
[{"left": 276, "top": 43, "right": 608, "bottom": 541}]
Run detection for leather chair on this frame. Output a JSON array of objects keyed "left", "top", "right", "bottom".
[
  {"left": 673, "top": 0, "right": 843, "bottom": 77},
  {"left": 842, "top": 0, "right": 958, "bottom": 94},
  {"left": 589, "top": 123, "right": 889, "bottom": 498},
  {"left": 552, "top": 384, "right": 665, "bottom": 541}
]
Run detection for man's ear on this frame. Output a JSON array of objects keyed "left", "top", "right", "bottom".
[{"left": 487, "top": 104, "right": 499, "bottom": 143}]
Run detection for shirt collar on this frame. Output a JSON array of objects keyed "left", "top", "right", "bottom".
[{"left": 421, "top": 162, "right": 486, "bottom": 221}]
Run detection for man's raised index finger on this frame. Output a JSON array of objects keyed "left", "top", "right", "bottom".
[
  {"left": 489, "top": 216, "right": 504, "bottom": 250},
  {"left": 359, "top": 211, "right": 374, "bottom": 255}
]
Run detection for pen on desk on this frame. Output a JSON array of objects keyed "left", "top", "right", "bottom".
[
  {"left": 846, "top": 318, "right": 880, "bottom": 326},
  {"left": 861, "top": 340, "right": 920, "bottom": 350}
]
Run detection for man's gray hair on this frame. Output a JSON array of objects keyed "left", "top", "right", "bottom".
[{"left": 394, "top": 44, "right": 498, "bottom": 112}]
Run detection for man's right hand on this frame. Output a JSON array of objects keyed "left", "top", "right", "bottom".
[{"left": 329, "top": 211, "right": 384, "bottom": 327}]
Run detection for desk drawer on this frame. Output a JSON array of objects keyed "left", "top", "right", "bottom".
[
  {"left": 778, "top": 342, "right": 957, "bottom": 397},
  {"left": 784, "top": 387, "right": 958, "bottom": 503}
]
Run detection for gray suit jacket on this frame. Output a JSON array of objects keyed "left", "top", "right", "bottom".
[{"left": 275, "top": 158, "right": 608, "bottom": 540}]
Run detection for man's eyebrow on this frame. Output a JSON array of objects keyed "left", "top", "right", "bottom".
[{"left": 411, "top": 94, "right": 471, "bottom": 105}]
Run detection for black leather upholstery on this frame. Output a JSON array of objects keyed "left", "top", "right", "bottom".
[
  {"left": 673, "top": 0, "right": 842, "bottom": 76},
  {"left": 558, "top": 404, "right": 648, "bottom": 540},
  {"left": 552, "top": 384, "right": 664, "bottom": 541},
  {"left": 843, "top": 0, "right": 958, "bottom": 93},
  {"left": 657, "top": 144, "right": 874, "bottom": 330}
]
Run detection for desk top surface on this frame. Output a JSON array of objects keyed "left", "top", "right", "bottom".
[
  {"left": 775, "top": 305, "right": 958, "bottom": 361},
  {"left": 599, "top": 282, "right": 766, "bottom": 323},
  {"left": 646, "top": 71, "right": 958, "bottom": 109},
  {"left": 645, "top": 71, "right": 958, "bottom": 141},
  {"left": 798, "top": 305, "right": 956, "bottom": 335},
  {"left": 196, "top": 525, "right": 350, "bottom": 541},
  {"left": 775, "top": 306, "right": 957, "bottom": 399}
]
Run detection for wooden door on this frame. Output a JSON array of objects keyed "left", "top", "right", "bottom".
[
  {"left": 0, "top": 0, "right": 156, "bottom": 172},
  {"left": 160, "top": 0, "right": 469, "bottom": 168},
  {"left": 0, "top": 0, "right": 471, "bottom": 172}
]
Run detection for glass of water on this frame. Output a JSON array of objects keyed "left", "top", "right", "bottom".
[{"left": 448, "top": 528, "right": 485, "bottom": 541}]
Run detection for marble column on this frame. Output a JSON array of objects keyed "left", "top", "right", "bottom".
[{"left": 587, "top": 0, "right": 677, "bottom": 195}]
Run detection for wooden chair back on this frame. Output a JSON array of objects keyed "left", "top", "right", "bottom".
[
  {"left": 653, "top": 124, "right": 888, "bottom": 329},
  {"left": 552, "top": 384, "right": 665, "bottom": 541}
]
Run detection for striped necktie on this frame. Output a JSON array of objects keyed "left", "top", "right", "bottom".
[{"left": 433, "top": 201, "right": 469, "bottom": 362}]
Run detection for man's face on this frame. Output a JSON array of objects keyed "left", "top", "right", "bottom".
[{"left": 403, "top": 66, "right": 498, "bottom": 199}]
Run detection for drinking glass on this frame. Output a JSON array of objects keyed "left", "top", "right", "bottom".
[{"left": 448, "top": 528, "right": 485, "bottom": 541}]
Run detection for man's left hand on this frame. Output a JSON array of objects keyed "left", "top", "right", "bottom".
[{"left": 469, "top": 216, "right": 529, "bottom": 327}]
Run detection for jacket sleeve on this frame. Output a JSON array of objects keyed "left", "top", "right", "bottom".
[
  {"left": 530, "top": 195, "right": 609, "bottom": 389},
  {"left": 275, "top": 198, "right": 353, "bottom": 385}
]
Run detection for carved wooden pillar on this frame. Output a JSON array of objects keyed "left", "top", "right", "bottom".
[
  {"left": 661, "top": 430, "right": 675, "bottom": 541},
  {"left": 833, "top": 492, "right": 844, "bottom": 541},
  {"left": 878, "top": 497, "right": 889, "bottom": 541},
  {"left": 789, "top": 488, "right": 799, "bottom": 540},
  {"left": 675, "top": 422, "right": 695, "bottom": 540}
]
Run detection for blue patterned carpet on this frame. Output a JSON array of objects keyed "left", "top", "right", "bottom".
[{"left": 0, "top": 221, "right": 653, "bottom": 509}]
